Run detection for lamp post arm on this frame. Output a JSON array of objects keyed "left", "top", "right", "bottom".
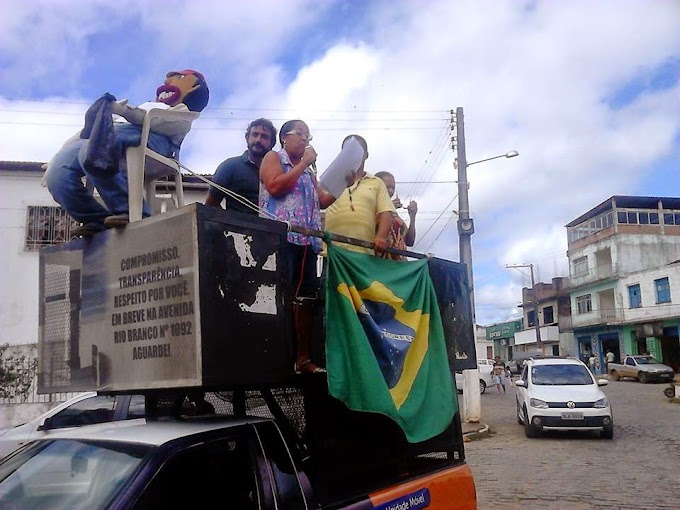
[
  {"left": 466, "top": 154, "right": 505, "bottom": 167},
  {"left": 467, "top": 150, "right": 518, "bottom": 167}
]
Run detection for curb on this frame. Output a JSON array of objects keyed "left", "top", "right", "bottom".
[{"left": 463, "top": 423, "right": 490, "bottom": 441}]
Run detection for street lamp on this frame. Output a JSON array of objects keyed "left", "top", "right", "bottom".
[
  {"left": 466, "top": 150, "right": 519, "bottom": 167},
  {"left": 456, "top": 150, "right": 519, "bottom": 239}
]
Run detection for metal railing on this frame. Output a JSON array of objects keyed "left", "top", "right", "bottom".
[{"left": 566, "top": 263, "right": 617, "bottom": 288}]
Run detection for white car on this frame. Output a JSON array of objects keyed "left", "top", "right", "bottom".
[
  {"left": 0, "top": 392, "right": 145, "bottom": 459},
  {"left": 515, "top": 357, "right": 613, "bottom": 439},
  {"left": 455, "top": 359, "right": 497, "bottom": 394}
]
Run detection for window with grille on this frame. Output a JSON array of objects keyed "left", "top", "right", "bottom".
[
  {"left": 662, "top": 212, "right": 680, "bottom": 225},
  {"left": 573, "top": 256, "right": 588, "bottom": 277},
  {"left": 25, "top": 206, "right": 78, "bottom": 251},
  {"left": 567, "top": 211, "right": 613, "bottom": 243},
  {"left": 617, "top": 209, "right": 662, "bottom": 225},
  {"left": 576, "top": 294, "right": 592, "bottom": 314}
]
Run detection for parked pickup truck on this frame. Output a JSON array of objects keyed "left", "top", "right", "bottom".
[
  {"left": 0, "top": 388, "right": 477, "bottom": 510},
  {"left": 607, "top": 355, "right": 675, "bottom": 383}
]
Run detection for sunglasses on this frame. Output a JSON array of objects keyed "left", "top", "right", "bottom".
[{"left": 285, "top": 130, "right": 313, "bottom": 142}]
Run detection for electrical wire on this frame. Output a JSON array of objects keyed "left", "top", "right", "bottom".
[
  {"left": 423, "top": 214, "right": 457, "bottom": 253},
  {"left": 411, "top": 193, "right": 458, "bottom": 252}
]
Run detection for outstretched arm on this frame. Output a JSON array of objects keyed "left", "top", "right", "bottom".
[
  {"left": 111, "top": 100, "right": 193, "bottom": 138},
  {"left": 318, "top": 186, "right": 337, "bottom": 209},
  {"left": 260, "top": 148, "right": 316, "bottom": 197},
  {"left": 404, "top": 200, "right": 418, "bottom": 247}
]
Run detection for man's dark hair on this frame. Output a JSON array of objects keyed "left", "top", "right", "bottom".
[
  {"left": 246, "top": 118, "right": 277, "bottom": 149},
  {"left": 183, "top": 74, "right": 210, "bottom": 112},
  {"left": 374, "top": 171, "right": 394, "bottom": 180},
  {"left": 342, "top": 134, "right": 368, "bottom": 153}
]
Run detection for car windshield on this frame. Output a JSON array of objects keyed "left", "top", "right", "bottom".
[
  {"left": 531, "top": 364, "right": 594, "bottom": 385},
  {"left": 634, "top": 356, "right": 659, "bottom": 365},
  {"left": 0, "top": 439, "right": 151, "bottom": 509}
]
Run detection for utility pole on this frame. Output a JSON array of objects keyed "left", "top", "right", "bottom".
[
  {"left": 454, "top": 108, "right": 475, "bottom": 317},
  {"left": 506, "top": 263, "right": 543, "bottom": 349},
  {"left": 452, "top": 107, "right": 481, "bottom": 423}
]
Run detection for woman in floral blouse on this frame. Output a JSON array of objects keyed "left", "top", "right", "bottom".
[{"left": 260, "top": 120, "right": 337, "bottom": 373}]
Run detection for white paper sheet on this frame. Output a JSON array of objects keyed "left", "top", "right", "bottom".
[{"left": 318, "top": 136, "right": 365, "bottom": 198}]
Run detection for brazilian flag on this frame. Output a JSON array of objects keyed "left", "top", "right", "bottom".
[{"left": 325, "top": 244, "right": 457, "bottom": 443}]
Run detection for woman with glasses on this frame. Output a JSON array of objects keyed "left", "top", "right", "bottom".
[
  {"left": 260, "top": 119, "right": 337, "bottom": 374},
  {"left": 375, "top": 171, "right": 418, "bottom": 260}
]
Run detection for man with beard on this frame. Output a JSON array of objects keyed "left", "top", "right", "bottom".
[
  {"left": 206, "top": 118, "right": 277, "bottom": 214},
  {"left": 45, "top": 70, "right": 209, "bottom": 236}
]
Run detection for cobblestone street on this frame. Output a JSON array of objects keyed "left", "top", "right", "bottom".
[{"left": 463, "top": 378, "right": 680, "bottom": 510}]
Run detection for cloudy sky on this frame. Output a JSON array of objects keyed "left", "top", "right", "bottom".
[{"left": 2, "top": 0, "right": 679, "bottom": 326}]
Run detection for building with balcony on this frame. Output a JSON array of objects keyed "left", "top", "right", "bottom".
[
  {"left": 516, "top": 277, "right": 573, "bottom": 357},
  {"left": 561, "top": 196, "right": 680, "bottom": 372}
]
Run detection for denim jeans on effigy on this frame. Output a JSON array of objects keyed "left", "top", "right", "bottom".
[{"left": 45, "top": 124, "right": 175, "bottom": 227}]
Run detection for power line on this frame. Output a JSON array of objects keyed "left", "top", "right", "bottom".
[
  {"left": 412, "top": 193, "right": 458, "bottom": 252},
  {"left": 0, "top": 109, "right": 449, "bottom": 123},
  {"left": 1, "top": 98, "right": 450, "bottom": 114},
  {"left": 398, "top": 180, "right": 456, "bottom": 184},
  {"left": 407, "top": 121, "right": 451, "bottom": 199},
  {"left": 0, "top": 121, "right": 446, "bottom": 131},
  {"left": 423, "top": 214, "right": 457, "bottom": 253}
]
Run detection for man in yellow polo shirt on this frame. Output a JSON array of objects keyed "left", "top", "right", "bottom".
[{"left": 323, "top": 135, "right": 395, "bottom": 256}]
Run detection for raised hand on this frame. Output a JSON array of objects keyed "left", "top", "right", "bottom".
[
  {"left": 407, "top": 200, "right": 418, "bottom": 217},
  {"left": 302, "top": 145, "right": 317, "bottom": 169},
  {"left": 111, "top": 99, "right": 129, "bottom": 116}
]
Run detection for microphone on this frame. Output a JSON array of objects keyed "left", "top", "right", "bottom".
[{"left": 306, "top": 146, "right": 317, "bottom": 174}]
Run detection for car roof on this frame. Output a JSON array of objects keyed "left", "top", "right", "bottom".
[
  {"left": 526, "top": 357, "right": 584, "bottom": 366},
  {"left": 27, "top": 391, "right": 99, "bottom": 424},
  {"left": 38, "top": 416, "right": 271, "bottom": 447}
]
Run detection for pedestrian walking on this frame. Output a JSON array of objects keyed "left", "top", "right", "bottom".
[
  {"left": 505, "top": 365, "right": 513, "bottom": 386},
  {"left": 492, "top": 356, "right": 506, "bottom": 394},
  {"left": 605, "top": 350, "right": 615, "bottom": 373}
]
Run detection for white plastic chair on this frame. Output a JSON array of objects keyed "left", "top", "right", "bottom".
[{"left": 125, "top": 108, "right": 199, "bottom": 222}]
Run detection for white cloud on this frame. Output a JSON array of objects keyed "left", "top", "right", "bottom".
[{"left": 1, "top": 0, "right": 679, "bottom": 325}]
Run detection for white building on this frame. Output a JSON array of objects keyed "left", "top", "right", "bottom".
[
  {"left": 474, "top": 324, "right": 494, "bottom": 361},
  {"left": 559, "top": 196, "right": 680, "bottom": 373},
  {"left": 0, "top": 161, "right": 209, "bottom": 348}
]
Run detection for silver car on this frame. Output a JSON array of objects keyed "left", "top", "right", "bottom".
[
  {"left": 0, "top": 392, "right": 145, "bottom": 460},
  {"left": 454, "top": 359, "right": 498, "bottom": 394}
]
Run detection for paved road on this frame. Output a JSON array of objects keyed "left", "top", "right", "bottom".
[{"left": 462, "top": 378, "right": 680, "bottom": 510}]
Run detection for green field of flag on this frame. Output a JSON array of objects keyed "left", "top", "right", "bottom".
[{"left": 325, "top": 244, "right": 457, "bottom": 443}]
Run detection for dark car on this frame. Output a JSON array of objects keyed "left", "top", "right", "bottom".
[
  {"left": 508, "top": 352, "right": 545, "bottom": 375},
  {"left": 507, "top": 358, "right": 527, "bottom": 375}
]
